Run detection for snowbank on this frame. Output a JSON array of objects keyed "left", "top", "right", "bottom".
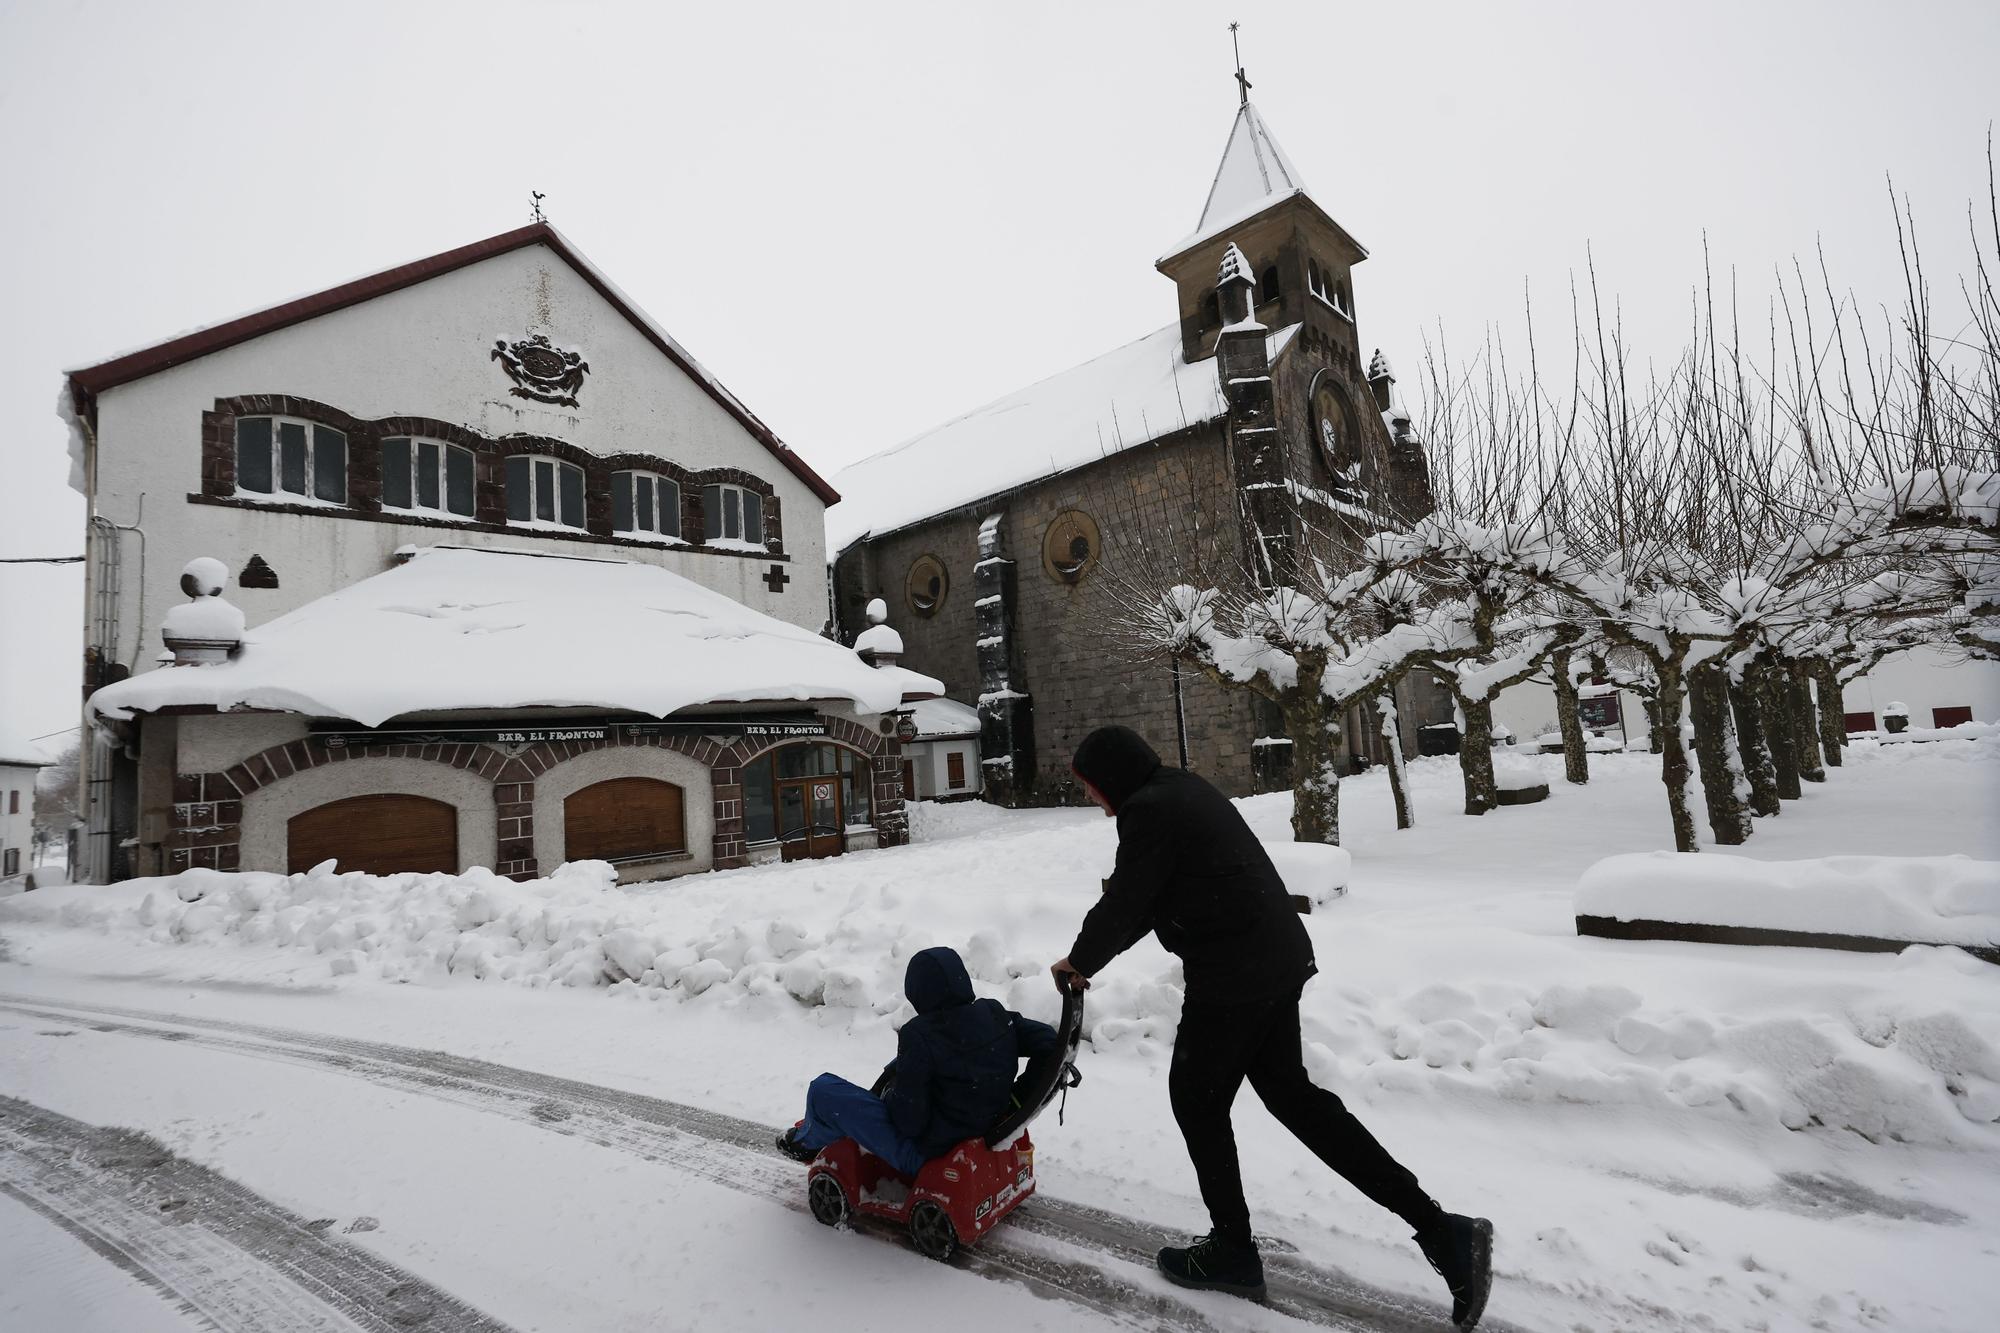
[
  {"left": 1576, "top": 852, "right": 2000, "bottom": 949},
  {"left": 1263, "top": 841, "right": 1351, "bottom": 904}
]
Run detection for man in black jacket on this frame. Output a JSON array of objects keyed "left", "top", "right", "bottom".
[{"left": 1051, "top": 726, "right": 1494, "bottom": 1329}]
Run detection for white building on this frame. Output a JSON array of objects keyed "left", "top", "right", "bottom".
[
  {"left": 900, "top": 698, "right": 984, "bottom": 802},
  {"left": 0, "top": 734, "right": 49, "bottom": 881},
  {"left": 65, "top": 223, "right": 939, "bottom": 884}
]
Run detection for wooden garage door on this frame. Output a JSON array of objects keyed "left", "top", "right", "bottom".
[
  {"left": 564, "top": 778, "right": 685, "bottom": 863},
  {"left": 288, "top": 794, "right": 458, "bottom": 875}
]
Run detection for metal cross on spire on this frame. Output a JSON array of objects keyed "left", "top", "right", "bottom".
[{"left": 1229, "top": 21, "right": 1251, "bottom": 105}]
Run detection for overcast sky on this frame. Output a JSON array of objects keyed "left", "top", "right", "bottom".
[{"left": 2, "top": 0, "right": 1995, "bottom": 747}]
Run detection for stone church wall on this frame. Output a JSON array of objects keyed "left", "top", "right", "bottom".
[{"left": 833, "top": 420, "right": 1267, "bottom": 802}]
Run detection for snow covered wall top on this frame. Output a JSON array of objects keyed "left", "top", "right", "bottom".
[
  {"left": 1576, "top": 852, "right": 2000, "bottom": 949},
  {"left": 86, "top": 545, "right": 941, "bottom": 727},
  {"left": 826, "top": 322, "right": 1298, "bottom": 551}
]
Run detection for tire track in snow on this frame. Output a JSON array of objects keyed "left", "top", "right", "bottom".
[
  {"left": 0, "top": 1094, "right": 516, "bottom": 1333},
  {"left": 0, "top": 993, "right": 1527, "bottom": 1332}
]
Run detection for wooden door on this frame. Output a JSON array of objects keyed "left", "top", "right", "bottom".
[
  {"left": 564, "top": 777, "right": 685, "bottom": 863},
  {"left": 775, "top": 777, "right": 843, "bottom": 861},
  {"left": 288, "top": 794, "right": 457, "bottom": 875}
]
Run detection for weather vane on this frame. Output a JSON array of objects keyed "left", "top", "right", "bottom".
[
  {"left": 530, "top": 191, "right": 546, "bottom": 224},
  {"left": 1229, "top": 21, "right": 1251, "bottom": 106}
]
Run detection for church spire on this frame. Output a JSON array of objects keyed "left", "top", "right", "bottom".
[{"left": 1192, "top": 85, "right": 1307, "bottom": 237}]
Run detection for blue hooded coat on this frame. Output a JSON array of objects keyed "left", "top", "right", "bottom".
[{"left": 884, "top": 946, "right": 1062, "bottom": 1159}]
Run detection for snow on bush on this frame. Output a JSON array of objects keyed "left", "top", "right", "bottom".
[{"left": 1575, "top": 852, "right": 2000, "bottom": 948}]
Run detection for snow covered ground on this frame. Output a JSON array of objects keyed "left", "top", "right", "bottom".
[{"left": 2, "top": 736, "right": 1996, "bottom": 1332}]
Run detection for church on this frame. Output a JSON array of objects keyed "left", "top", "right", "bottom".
[{"left": 830, "top": 78, "right": 1451, "bottom": 804}]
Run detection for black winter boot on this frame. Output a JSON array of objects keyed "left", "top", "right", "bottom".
[
  {"left": 1416, "top": 1213, "right": 1493, "bottom": 1329},
  {"left": 1156, "top": 1232, "right": 1266, "bottom": 1300},
  {"left": 775, "top": 1124, "right": 816, "bottom": 1164}
]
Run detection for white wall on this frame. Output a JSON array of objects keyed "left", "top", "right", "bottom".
[
  {"left": 530, "top": 744, "right": 715, "bottom": 881},
  {"left": 915, "top": 738, "right": 981, "bottom": 799},
  {"left": 89, "top": 242, "right": 829, "bottom": 678},
  {"left": 1490, "top": 680, "right": 1652, "bottom": 749},
  {"left": 0, "top": 762, "right": 37, "bottom": 877},
  {"left": 1841, "top": 648, "right": 2000, "bottom": 729}
]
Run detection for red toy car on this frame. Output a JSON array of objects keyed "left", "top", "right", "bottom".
[{"left": 804, "top": 984, "right": 1085, "bottom": 1260}]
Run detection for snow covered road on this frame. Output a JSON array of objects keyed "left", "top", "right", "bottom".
[{"left": 0, "top": 991, "right": 1496, "bottom": 1332}]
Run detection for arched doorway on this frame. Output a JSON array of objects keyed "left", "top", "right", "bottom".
[
  {"left": 741, "top": 742, "right": 874, "bottom": 861},
  {"left": 287, "top": 793, "right": 458, "bottom": 875},
  {"left": 563, "top": 777, "right": 686, "bottom": 865}
]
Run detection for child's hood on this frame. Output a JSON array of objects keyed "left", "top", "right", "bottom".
[{"left": 904, "top": 946, "right": 975, "bottom": 1014}]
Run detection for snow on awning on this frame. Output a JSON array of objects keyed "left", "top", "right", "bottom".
[
  {"left": 827, "top": 322, "right": 1299, "bottom": 551},
  {"left": 87, "top": 546, "right": 942, "bottom": 728}
]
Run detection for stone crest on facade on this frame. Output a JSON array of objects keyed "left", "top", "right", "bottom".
[{"left": 492, "top": 333, "right": 590, "bottom": 408}]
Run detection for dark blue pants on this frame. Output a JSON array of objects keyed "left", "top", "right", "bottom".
[{"left": 795, "top": 1073, "right": 929, "bottom": 1177}]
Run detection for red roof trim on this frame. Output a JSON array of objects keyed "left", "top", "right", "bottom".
[{"left": 66, "top": 223, "right": 840, "bottom": 505}]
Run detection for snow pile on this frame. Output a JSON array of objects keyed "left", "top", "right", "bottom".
[
  {"left": 1576, "top": 852, "right": 2000, "bottom": 949},
  {"left": 1263, "top": 841, "right": 1350, "bottom": 904},
  {"left": 1318, "top": 951, "right": 2000, "bottom": 1143},
  {"left": 1857, "top": 719, "right": 1996, "bottom": 745},
  {"left": 87, "top": 545, "right": 942, "bottom": 725},
  {"left": 1493, "top": 758, "right": 1547, "bottom": 792}
]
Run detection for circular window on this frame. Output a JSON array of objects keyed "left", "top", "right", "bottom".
[
  {"left": 1311, "top": 377, "right": 1373, "bottom": 500},
  {"left": 906, "top": 554, "right": 948, "bottom": 617},
  {"left": 1042, "top": 509, "right": 1102, "bottom": 584}
]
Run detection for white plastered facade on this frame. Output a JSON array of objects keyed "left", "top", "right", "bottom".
[{"left": 84, "top": 241, "right": 828, "bottom": 679}]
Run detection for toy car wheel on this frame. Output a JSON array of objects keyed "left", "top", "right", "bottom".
[
  {"left": 908, "top": 1200, "right": 958, "bottom": 1261},
  {"left": 808, "top": 1174, "right": 850, "bottom": 1229}
]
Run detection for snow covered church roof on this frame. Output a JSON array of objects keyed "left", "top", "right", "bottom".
[
  {"left": 827, "top": 321, "right": 1299, "bottom": 551},
  {"left": 87, "top": 547, "right": 941, "bottom": 728},
  {"left": 1158, "top": 100, "right": 1366, "bottom": 266}
]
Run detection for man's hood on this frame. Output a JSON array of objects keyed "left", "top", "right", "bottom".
[
  {"left": 1071, "top": 726, "right": 1163, "bottom": 812},
  {"left": 905, "top": 946, "right": 975, "bottom": 1014}
]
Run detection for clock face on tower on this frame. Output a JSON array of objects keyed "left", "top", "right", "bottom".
[{"left": 1312, "top": 380, "right": 1368, "bottom": 500}]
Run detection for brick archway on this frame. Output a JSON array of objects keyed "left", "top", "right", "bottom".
[{"left": 169, "top": 718, "right": 905, "bottom": 879}]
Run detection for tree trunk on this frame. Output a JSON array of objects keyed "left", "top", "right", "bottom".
[
  {"left": 1729, "top": 675, "right": 1782, "bottom": 817},
  {"left": 1459, "top": 697, "right": 1498, "bottom": 816},
  {"left": 1789, "top": 667, "right": 1827, "bottom": 783},
  {"left": 1283, "top": 674, "right": 1343, "bottom": 844},
  {"left": 1641, "top": 694, "right": 1665, "bottom": 754},
  {"left": 1551, "top": 647, "right": 1589, "bottom": 785},
  {"left": 1378, "top": 690, "right": 1414, "bottom": 829},
  {"left": 1810, "top": 659, "right": 1846, "bottom": 768},
  {"left": 1688, "top": 662, "right": 1752, "bottom": 844},
  {"left": 1654, "top": 660, "right": 1701, "bottom": 853},
  {"left": 1755, "top": 661, "right": 1802, "bottom": 801}
]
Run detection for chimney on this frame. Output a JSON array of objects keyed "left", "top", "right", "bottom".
[
  {"left": 853, "top": 597, "right": 904, "bottom": 670},
  {"left": 160, "top": 556, "right": 246, "bottom": 666}
]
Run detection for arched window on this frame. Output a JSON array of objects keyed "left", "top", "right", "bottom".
[
  {"left": 383, "top": 437, "right": 474, "bottom": 518},
  {"left": 1335, "top": 281, "right": 1353, "bottom": 318},
  {"left": 1307, "top": 260, "right": 1324, "bottom": 299},
  {"left": 1201, "top": 291, "right": 1220, "bottom": 329},
  {"left": 1258, "top": 265, "right": 1282, "bottom": 305},
  {"left": 741, "top": 742, "right": 874, "bottom": 860},
  {"left": 702, "top": 483, "right": 766, "bottom": 547},
  {"left": 505, "top": 454, "right": 586, "bottom": 528},
  {"left": 236, "top": 415, "right": 347, "bottom": 504},
  {"left": 613, "top": 469, "right": 682, "bottom": 539}
]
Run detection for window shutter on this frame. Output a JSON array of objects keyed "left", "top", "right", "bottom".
[
  {"left": 611, "top": 471, "right": 634, "bottom": 532},
  {"left": 558, "top": 462, "right": 584, "bottom": 528},
  {"left": 382, "top": 437, "right": 412, "bottom": 508},
  {"left": 505, "top": 456, "right": 532, "bottom": 521},
  {"left": 659, "top": 480, "right": 681, "bottom": 538},
  {"left": 445, "top": 446, "right": 474, "bottom": 516},
  {"left": 236, "top": 418, "right": 273, "bottom": 493}
]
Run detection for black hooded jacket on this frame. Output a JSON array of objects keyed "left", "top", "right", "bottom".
[
  {"left": 1067, "top": 726, "right": 1315, "bottom": 1003},
  {"left": 883, "top": 947, "right": 1062, "bottom": 1159}
]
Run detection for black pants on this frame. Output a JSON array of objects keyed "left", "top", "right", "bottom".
[{"left": 1170, "top": 987, "right": 1443, "bottom": 1245}]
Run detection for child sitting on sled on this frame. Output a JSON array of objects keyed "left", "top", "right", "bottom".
[{"left": 777, "top": 945, "right": 1062, "bottom": 1175}]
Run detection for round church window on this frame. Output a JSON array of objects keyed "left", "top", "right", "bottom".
[
  {"left": 1042, "top": 509, "right": 1102, "bottom": 584},
  {"left": 906, "top": 554, "right": 948, "bottom": 617}
]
